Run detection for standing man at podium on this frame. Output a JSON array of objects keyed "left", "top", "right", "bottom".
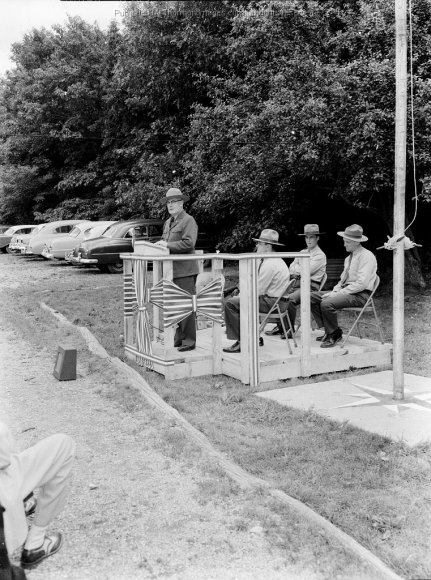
[{"left": 155, "top": 188, "right": 199, "bottom": 352}]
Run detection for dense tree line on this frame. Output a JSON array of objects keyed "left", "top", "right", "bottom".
[{"left": 0, "top": 0, "right": 430, "bottom": 284}]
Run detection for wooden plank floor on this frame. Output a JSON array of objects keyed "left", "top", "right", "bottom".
[{"left": 147, "top": 326, "right": 392, "bottom": 384}]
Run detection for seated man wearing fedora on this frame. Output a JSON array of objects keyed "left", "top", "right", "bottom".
[
  {"left": 310, "top": 224, "right": 377, "bottom": 348},
  {"left": 223, "top": 229, "right": 290, "bottom": 353},
  {"left": 265, "top": 224, "right": 327, "bottom": 338},
  {"left": 155, "top": 187, "right": 199, "bottom": 352}
]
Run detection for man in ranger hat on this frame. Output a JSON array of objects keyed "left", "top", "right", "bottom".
[
  {"left": 265, "top": 224, "right": 327, "bottom": 338},
  {"left": 223, "top": 229, "right": 290, "bottom": 353},
  {"left": 155, "top": 187, "right": 199, "bottom": 352},
  {"left": 310, "top": 224, "right": 377, "bottom": 348}
]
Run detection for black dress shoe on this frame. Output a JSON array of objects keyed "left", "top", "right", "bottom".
[
  {"left": 22, "top": 532, "right": 63, "bottom": 568},
  {"left": 320, "top": 329, "right": 343, "bottom": 348},
  {"left": 316, "top": 333, "right": 328, "bottom": 342},
  {"left": 177, "top": 345, "right": 195, "bottom": 352},
  {"left": 223, "top": 341, "right": 240, "bottom": 353},
  {"left": 265, "top": 326, "right": 282, "bottom": 336},
  {"left": 259, "top": 337, "right": 264, "bottom": 346}
]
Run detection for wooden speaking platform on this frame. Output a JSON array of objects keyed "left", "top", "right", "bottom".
[{"left": 121, "top": 244, "right": 392, "bottom": 386}]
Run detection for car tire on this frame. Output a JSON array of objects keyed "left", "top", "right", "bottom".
[
  {"left": 5, "top": 246, "right": 14, "bottom": 254},
  {"left": 106, "top": 262, "right": 124, "bottom": 274},
  {"left": 0, "top": 247, "right": 7, "bottom": 254},
  {"left": 97, "top": 264, "right": 109, "bottom": 273}
]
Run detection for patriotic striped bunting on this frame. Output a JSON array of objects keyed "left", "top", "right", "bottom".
[
  {"left": 133, "top": 259, "right": 153, "bottom": 369},
  {"left": 124, "top": 273, "right": 136, "bottom": 317},
  {"left": 149, "top": 278, "right": 223, "bottom": 329}
]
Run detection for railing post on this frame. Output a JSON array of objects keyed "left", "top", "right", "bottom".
[
  {"left": 239, "top": 258, "right": 259, "bottom": 386},
  {"left": 212, "top": 257, "right": 224, "bottom": 374},
  {"left": 152, "top": 259, "right": 163, "bottom": 344},
  {"left": 162, "top": 258, "right": 175, "bottom": 354},
  {"left": 299, "top": 256, "right": 311, "bottom": 377}
]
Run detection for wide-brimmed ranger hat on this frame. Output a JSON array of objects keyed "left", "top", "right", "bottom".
[
  {"left": 337, "top": 224, "right": 368, "bottom": 242},
  {"left": 252, "top": 229, "right": 284, "bottom": 246},
  {"left": 298, "top": 224, "right": 325, "bottom": 236},
  {"left": 160, "top": 187, "right": 190, "bottom": 205}
]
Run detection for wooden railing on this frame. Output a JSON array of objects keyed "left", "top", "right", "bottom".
[{"left": 121, "top": 245, "right": 312, "bottom": 387}]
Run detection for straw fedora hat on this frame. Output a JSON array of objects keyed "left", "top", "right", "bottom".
[
  {"left": 298, "top": 224, "right": 325, "bottom": 236},
  {"left": 160, "top": 187, "right": 190, "bottom": 205},
  {"left": 252, "top": 229, "right": 284, "bottom": 246},
  {"left": 337, "top": 224, "right": 368, "bottom": 242}
]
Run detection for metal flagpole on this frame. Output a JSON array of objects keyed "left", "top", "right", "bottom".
[{"left": 393, "top": 0, "right": 407, "bottom": 400}]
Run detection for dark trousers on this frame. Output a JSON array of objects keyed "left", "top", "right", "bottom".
[
  {"left": 285, "top": 280, "right": 321, "bottom": 327},
  {"left": 174, "top": 275, "right": 197, "bottom": 347},
  {"left": 224, "top": 295, "right": 286, "bottom": 341},
  {"left": 310, "top": 290, "right": 370, "bottom": 335}
]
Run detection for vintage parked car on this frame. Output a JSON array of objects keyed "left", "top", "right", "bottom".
[
  {"left": 0, "top": 225, "right": 38, "bottom": 253},
  {"left": 64, "top": 221, "right": 116, "bottom": 262},
  {"left": 9, "top": 224, "right": 48, "bottom": 254},
  {"left": 41, "top": 221, "right": 115, "bottom": 261},
  {"left": 26, "top": 220, "right": 89, "bottom": 256},
  {"left": 72, "top": 219, "right": 164, "bottom": 273}
]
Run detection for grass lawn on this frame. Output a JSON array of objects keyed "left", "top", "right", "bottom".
[{"left": 4, "top": 258, "right": 431, "bottom": 579}]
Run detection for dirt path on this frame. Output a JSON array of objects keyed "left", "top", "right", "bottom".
[{"left": 0, "top": 255, "right": 321, "bottom": 580}]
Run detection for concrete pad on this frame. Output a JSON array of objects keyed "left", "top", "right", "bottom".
[{"left": 256, "top": 371, "right": 431, "bottom": 446}]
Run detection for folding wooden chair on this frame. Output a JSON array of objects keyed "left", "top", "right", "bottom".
[
  {"left": 340, "top": 275, "right": 385, "bottom": 346},
  {"left": 258, "top": 279, "right": 297, "bottom": 355}
]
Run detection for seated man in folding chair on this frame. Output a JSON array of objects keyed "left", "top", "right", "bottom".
[
  {"left": 223, "top": 229, "right": 289, "bottom": 353},
  {"left": 0, "top": 421, "right": 75, "bottom": 569},
  {"left": 310, "top": 224, "right": 377, "bottom": 348},
  {"left": 265, "top": 224, "right": 326, "bottom": 339}
]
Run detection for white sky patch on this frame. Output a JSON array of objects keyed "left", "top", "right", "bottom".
[{"left": 0, "top": 0, "right": 125, "bottom": 76}]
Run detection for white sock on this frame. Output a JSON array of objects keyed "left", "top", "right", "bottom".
[{"left": 24, "top": 524, "right": 48, "bottom": 550}]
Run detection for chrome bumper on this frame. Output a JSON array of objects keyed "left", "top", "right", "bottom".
[
  {"left": 41, "top": 248, "right": 54, "bottom": 260},
  {"left": 74, "top": 256, "right": 98, "bottom": 264}
]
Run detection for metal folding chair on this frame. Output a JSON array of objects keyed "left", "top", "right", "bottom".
[
  {"left": 258, "top": 279, "right": 298, "bottom": 355},
  {"left": 340, "top": 275, "right": 385, "bottom": 346}
]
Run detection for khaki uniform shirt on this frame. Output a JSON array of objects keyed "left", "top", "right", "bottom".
[
  {"left": 333, "top": 246, "right": 377, "bottom": 294},
  {"left": 258, "top": 257, "right": 290, "bottom": 297},
  {"left": 289, "top": 245, "right": 327, "bottom": 284}
]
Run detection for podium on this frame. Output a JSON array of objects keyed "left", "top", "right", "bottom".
[{"left": 122, "top": 241, "right": 224, "bottom": 379}]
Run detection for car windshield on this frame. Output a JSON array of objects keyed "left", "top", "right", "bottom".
[
  {"left": 101, "top": 223, "right": 133, "bottom": 238},
  {"left": 99, "top": 225, "right": 112, "bottom": 236},
  {"left": 69, "top": 226, "right": 82, "bottom": 237},
  {"left": 93, "top": 224, "right": 113, "bottom": 237}
]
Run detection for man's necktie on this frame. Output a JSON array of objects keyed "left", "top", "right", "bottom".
[{"left": 341, "top": 254, "right": 353, "bottom": 287}]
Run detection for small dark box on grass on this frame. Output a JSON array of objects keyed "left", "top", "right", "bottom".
[{"left": 53, "top": 346, "right": 77, "bottom": 381}]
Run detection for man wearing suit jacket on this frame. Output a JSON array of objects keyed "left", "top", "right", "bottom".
[{"left": 155, "top": 188, "right": 199, "bottom": 352}]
